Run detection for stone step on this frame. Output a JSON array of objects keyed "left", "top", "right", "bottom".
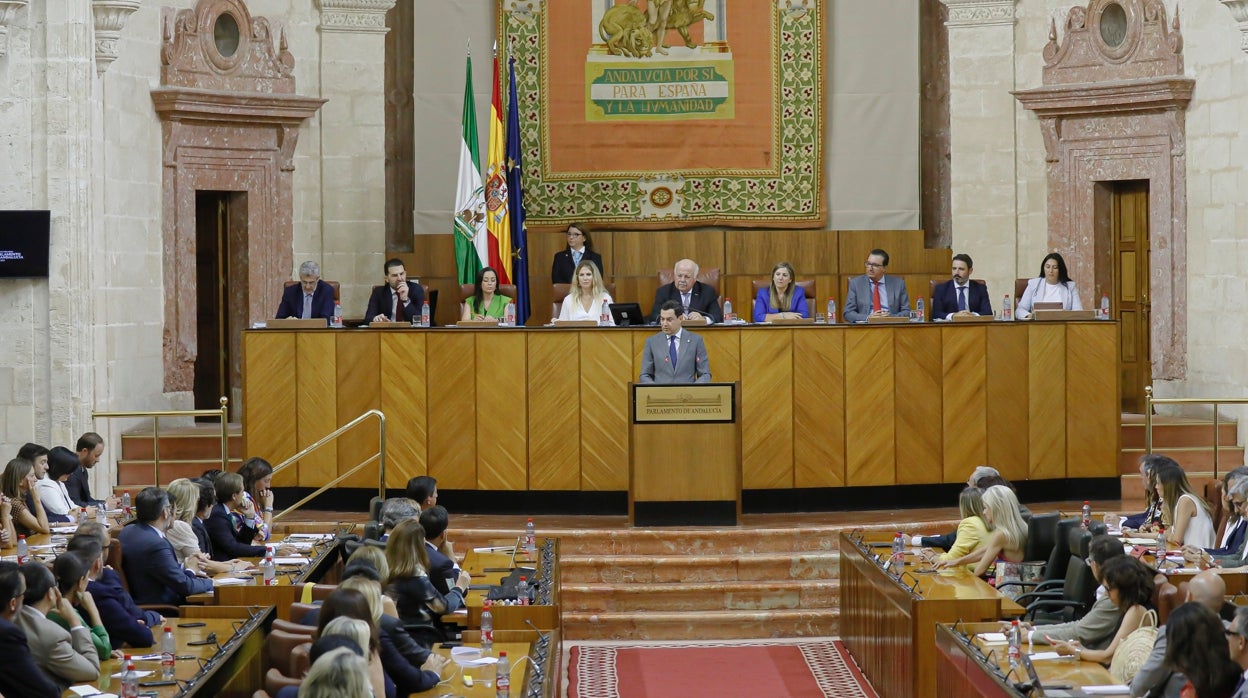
[
  {"left": 562, "top": 579, "right": 839, "bottom": 613},
  {"left": 119, "top": 426, "right": 243, "bottom": 461},
  {"left": 116, "top": 459, "right": 244, "bottom": 487},
  {"left": 1120, "top": 420, "right": 1238, "bottom": 449},
  {"left": 559, "top": 551, "right": 840, "bottom": 584},
  {"left": 1119, "top": 447, "right": 1244, "bottom": 474},
  {"left": 562, "top": 608, "right": 840, "bottom": 641}
]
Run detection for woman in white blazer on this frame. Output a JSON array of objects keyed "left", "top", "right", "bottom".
[{"left": 1017, "top": 252, "right": 1082, "bottom": 319}]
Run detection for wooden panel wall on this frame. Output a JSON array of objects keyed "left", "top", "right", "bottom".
[{"left": 242, "top": 322, "right": 1119, "bottom": 493}]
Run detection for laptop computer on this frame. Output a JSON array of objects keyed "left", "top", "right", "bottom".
[
  {"left": 609, "top": 302, "right": 646, "bottom": 326},
  {"left": 1020, "top": 653, "right": 1077, "bottom": 697}
]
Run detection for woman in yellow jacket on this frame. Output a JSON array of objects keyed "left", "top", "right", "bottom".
[{"left": 934, "top": 486, "right": 990, "bottom": 571}]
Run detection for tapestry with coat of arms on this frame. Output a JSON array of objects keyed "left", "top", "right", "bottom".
[{"left": 498, "top": 0, "right": 825, "bottom": 228}]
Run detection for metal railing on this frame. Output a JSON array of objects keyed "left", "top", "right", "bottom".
[
  {"left": 93, "top": 397, "right": 230, "bottom": 486},
  {"left": 1144, "top": 385, "right": 1248, "bottom": 479},
  {"left": 271, "top": 409, "right": 386, "bottom": 522}
]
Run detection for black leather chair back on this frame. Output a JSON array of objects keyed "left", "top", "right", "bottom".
[
  {"left": 1023, "top": 513, "right": 1059, "bottom": 562},
  {"left": 1044, "top": 519, "right": 1081, "bottom": 581}
]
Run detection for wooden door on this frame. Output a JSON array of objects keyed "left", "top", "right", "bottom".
[{"left": 1112, "top": 181, "right": 1150, "bottom": 414}]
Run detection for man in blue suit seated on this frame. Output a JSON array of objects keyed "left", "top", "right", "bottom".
[
  {"left": 276, "top": 260, "right": 336, "bottom": 319},
  {"left": 640, "top": 300, "right": 712, "bottom": 384},
  {"left": 117, "top": 487, "right": 214, "bottom": 606},
  {"left": 419, "top": 505, "right": 470, "bottom": 611},
  {"left": 931, "top": 253, "right": 993, "bottom": 321}
]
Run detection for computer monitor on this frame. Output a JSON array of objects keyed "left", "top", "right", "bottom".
[{"left": 609, "top": 302, "right": 646, "bottom": 327}]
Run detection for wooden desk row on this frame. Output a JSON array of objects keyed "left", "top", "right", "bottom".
[
  {"left": 935, "top": 622, "right": 1121, "bottom": 697},
  {"left": 242, "top": 321, "right": 1120, "bottom": 495}
]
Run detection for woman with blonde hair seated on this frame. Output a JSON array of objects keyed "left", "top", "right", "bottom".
[
  {"left": 753, "top": 261, "right": 809, "bottom": 322},
  {"left": 165, "top": 478, "right": 236, "bottom": 575},
  {"left": 462, "top": 266, "right": 511, "bottom": 321},
  {"left": 298, "top": 645, "right": 373, "bottom": 698},
  {"left": 558, "top": 259, "right": 614, "bottom": 324},
  {"left": 935, "top": 485, "right": 1028, "bottom": 583},
  {"left": 925, "top": 487, "right": 989, "bottom": 571},
  {"left": 340, "top": 575, "right": 446, "bottom": 693}
]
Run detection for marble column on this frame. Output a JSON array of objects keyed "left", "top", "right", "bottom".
[{"left": 941, "top": 0, "right": 1019, "bottom": 307}]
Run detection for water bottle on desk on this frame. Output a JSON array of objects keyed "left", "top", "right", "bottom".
[
  {"left": 1156, "top": 525, "right": 1168, "bottom": 555},
  {"left": 1001, "top": 294, "right": 1013, "bottom": 321},
  {"left": 600, "top": 302, "right": 611, "bottom": 326},
  {"left": 16, "top": 535, "right": 27, "bottom": 564},
  {"left": 332, "top": 301, "right": 343, "bottom": 327},
  {"left": 1100, "top": 293, "right": 1111, "bottom": 320},
  {"left": 161, "top": 627, "right": 176, "bottom": 680},
  {"left": 517, "top": 576, "right": 529, "bottom": 606},
  {"left": 1081, "top": 501, "right": 1092, "bottom": 529},
  {"left": 496, "top": 651, "right": 510, "bottom": 698},
  {"left": 889, "top": 532, "right": 905, "bottom": 571},
  {"left": 723, "top": 298, "right": 733, "bottom": 323},
  {"left": 505, "top": 301, "right": 516, "bottom": 326},
  {"left": 1008, "top": 620, "right": 1021, "bottom": 668},
  {"left": 524, "top": 517, "right": 536, "bottom": 555},
  {"left": 121, "top": 656, "right": 139, "bottom": 698},
  {"left": 420, "top": 300, "right": 431, "bottom": 328},
  {"left": 78, "top": 507, "right": 87, "bottom": 525},
  {"left": 262, "top": 546, "right": 276, "bottom": 586},
  {"left": 122, "top": 490, "right": 132, "bottom": 516},
  {"left": 826, "top": 298, "right": 836, "bottom": 325},
  {"left": 914, "top": 298, "right": 925, "bottom": 322},
  {"left": 480, "top": 599, "right": 494, "bottom": 654}
]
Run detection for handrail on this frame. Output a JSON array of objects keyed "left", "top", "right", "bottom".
[
  {"left": 92, "top": 397, "right": 229, "bottom": 487},
  {"left": 1144, "top": 385, "right": 1248, "bottom": 479},
  {"left": 270, "top": 409, "right": 386, "bottom": 522}
]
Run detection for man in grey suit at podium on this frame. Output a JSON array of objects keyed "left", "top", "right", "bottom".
[{"left": 640, "top": 300, "right": 711, "bottom": 384}]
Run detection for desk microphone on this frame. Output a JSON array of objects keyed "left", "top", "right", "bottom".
[{"left": 524, "top": 618, "right": 552, "bottom": 643}]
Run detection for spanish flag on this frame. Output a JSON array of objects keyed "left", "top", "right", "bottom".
[{"left": 484, "top": 44, "right": 511, "bottom": 283}]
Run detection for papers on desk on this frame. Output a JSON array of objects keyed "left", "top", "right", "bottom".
[
  {"left": 1027, "top": 651, "right": 1069, "bottom": 661},
  {"left": 128, "top": 653, "right": 163, "bottom": 661},
  {"left": 29, "top": 543, "right": 59, "bottom": 550},
  {"left": 473, "top": 546, "right": 515, "bottom": 553},
  {"left": 976, "top": 632, "right": 1008, "bottom": 644},
  {"left": 213, "top": 576, "right": 251, "bottom": 586},
  {"left": 284, "top": 541, "right": 316, "bottom": 551},
  {"left": 450, "top": 646, "right": 500, "bottom": 668},
  {"left": 274, "top": 556, "right": 310, "bottom": 565},
  {"left": 1080, "top": 686, "right": 1130, "bottom": 694},
  {"left": 286, "top": 533, "right": 334, "bottom": 540},
  {"left": 69, "top": 686, "right": 117, "bottom": 698},
  {"left": 110, "top": 669, "right": 153, "bottom": 678},
  {"left": 52, "top": 525, "right": 79, "bottom": 534},
  {"left": 1123, "top": 537, "right": 1158, "bottom": 545}
]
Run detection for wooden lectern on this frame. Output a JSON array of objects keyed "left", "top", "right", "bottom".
[{"left": 629, "top": 382, "right": 741, "bottom": 526}]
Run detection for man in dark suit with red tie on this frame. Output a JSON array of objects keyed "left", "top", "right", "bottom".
[
  {"left": 931, "top": 253, "right": 993, "bottom": 320},
  {"left": 365, "top": 258, "right": 426, "bottom": 323},
  {"left": 276, "top": 260, "right": 336, "bottom": 319}
]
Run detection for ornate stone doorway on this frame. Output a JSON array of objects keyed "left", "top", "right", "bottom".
[
  {"left": 1014, "top": 0, "right": 1193, "bottom": 382},
  {"left": 152, "top": 0, "right": 323, "bottom": 406}
]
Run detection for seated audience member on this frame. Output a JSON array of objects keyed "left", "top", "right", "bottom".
[
  {"left": 559, "top": 259, "right": 614, "bottom": 324},
  {"left": 843, "top": 249, "right": 909, "bottom": 322},
  {"left": 648, "top": 258, "right": 720, "bottom": 324},
  {"left": 419, "top": 505, "right": 470, "bottom": 608},
  {"left": 462, "top": 266, "right": 512, "bottom": 321},
  {"left": 378, "top": 497, "right": 421, "bottom": 540},
  {"left": 1048, "top": 556, "right": 1153, "bottom": 667},
  {"left": 753, "top": 262, "right": 809, "bottom": 322},
  {"left": 551, "top": 222, "right": 603, "bottom": 285},
  {"left": 117, "top": 487, "right": 213, "bottom": 606},
  {"left": 238, "top": 457, "right": 275, "bottom": 543},
  {"left": 931, "top": 253, "right": 992, "bottom": 320},
  {"left": 1156, "top": 461, "right": 1215, "bottom": 548},
  {"left": 366, "top": 258, "right": 426, "bottom": 324},
  {"left": 1163, "top": 603, "right": 1242, "bottom": 698},
  {"left": 1208, "top": 467, "right": 1248, "bottom": 555},
  {"left": 3, "top": 457, "right": 51, "bottom": 535},
  {"left": 405, "top": 477, "right": 438, "bottom": 511},
  {"left": 50, "top": 552, "right": 114, "bottom": 660},
  {"left": 923, "top": 487, "right": 988, "bottom": 572},
  {"left": 67, "top": 432, "right": 113, "bottom": 509},
  {"left": 0, "top": 484, "right": 13, "bottom": 548},
  {"left": 1019, "top": 534, "right": 1126, "bottom": 649},
  {"left": 1132, "top": 570, "right": 1235, "bottom": 698},
  {"left": 274, "top": 635, "right": 366, "bottom": 698},
  {"left": 166, "top": 478, "right": 237, "bottom": 575},
  {"left": 972, "top": 474, "right": 1033, "bottom": 520},
  {"left": 913, "top": 466, "right": 1000, "bottom": 550},
  {"left": 315, "top": 593, "right": 389, "bottom": 698},
  {"left": 299, "top": 646, "right": 375, "bottom": 698},
  {"left": 206, "top": 472, "right": 268, "bottom": 561},
  {"left": 384, "top": 519, "right": 464, "bottom": 636},
  {"left": 190, "top": 477, "right": 219, "bottom": 557},
  {"left": 37, "top": 447, "right": 81, "bottom": 522},
  {"left": 277, "top": 260, "right": 336, "bottom": 320},
  {"left": 347, "top": 546, "right": 390, "bottom": 582},
  {"left": 935, "top": 485, "right": 1028, "bottom": 583},
  {"left": 16, "top": 443, "right": 50, "bottom": 480},
  {"left": 1016, "top": 252, "right": 1082, "bottom": 319},
  {"left": 1123, "top": 454, "right": 1168, "bottom": 531},
  {"left": 1189, "top": 477, "right": 1248, "bottom": 568},
  {"left": 341, "top": 575, "right": 444, "bottom": 694},
  {"left": 1226, "top": 607, "right": 1248, "bottom": 690},
  {"left": 16, "top": 562, "right": 101, "bottom": 686},
  {"left": 0, "top": 561, "right": 62, "bottom": 698},
  {"left": 66, "top": 535, "right": 159, "bottom": 649}
]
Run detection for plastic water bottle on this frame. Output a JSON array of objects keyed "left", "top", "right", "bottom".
[
  {"left": 420, "top": 300, "right": 431, "bottom": 328},
  {"left": 95, "top": 504, "right": 106, "bottom": 525},
  {"left": 16, "top": 535, "right": 27, "bottom": 564},
  {"left": 890, "top": 532, "right": 905, "bottom": 570},
  {"left": 78, "top": 507, "right": 88, "bottom": 525},
  {"left": 505, "top": 301, "right": 516, "bottom": 326},
  {"left": 524, "top": 518, "right": 536, "bottom": 555},
  {"left": 122, "top": 491, "right": 132, "bottom": 516},
  {"left": 1156, "top": 525, "right": 1168, "bottom": 553},
  {"left": 914, "top": 298, "right": 925, "bottom": 323},
  {"left": 1081, "top": 501, "right": 1092, "bottom": 529},
  {"left": 1002, "top": 294, "right": 1013, "bottom": 321},
  {"left": 161, "top": 626, "right": 176, "bottom": 680},
  {"left": 121, "top": 656, "right": 139, "bottom": 698},
  {"left": 1100, "top": 293, "right": 1110, "bottom": 320},
  {"left": 332, "top": 301, "right": 343, "bottom": 327},
  {"left": 826, "top": 298, "right": 836, "bottom": 325},
  {"left": 723, "top": 298, "right": 733, "bottom": 323},
  {"left": 517, "top": 576, "right": 529, "bottom": 606},
  {"left": 495, "top": 651, "right": 510, "bottom": 698},
  {"left": 600, "top": 302, "right": 611, "bottom": 326},
  {"left": 1008, "top": 620, "right": 1021, "bottom": 668},
  {"left": 262, "top": 546, "right": 276, "bottom": 586},
  {"left": 480, "top": 599, "right": 494, "bottom": 654}
]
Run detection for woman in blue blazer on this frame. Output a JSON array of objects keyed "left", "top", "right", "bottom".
[{"left": 753, "top": 262, "right": 809, "bottom": 322}]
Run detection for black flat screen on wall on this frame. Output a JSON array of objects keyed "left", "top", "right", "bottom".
[{"left": 0, "top": 211, "right": 51, "bottom": 278}]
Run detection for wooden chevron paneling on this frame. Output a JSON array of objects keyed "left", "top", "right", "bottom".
[
  {"left": 1067, "top": 324, "right": 1119, "bottom": 477},
  {"left": 426, "top": 332, "right": 476, "bottom": 489},
  {"left": 700, "top": 328, "right": 741, "bottom": 386},
  {"left": 941, "top": 326, "right": 986, "bottom": 481},
  {"left": 845, "top": 330, "right": 895, "bottom": 486},
  {"left": 724, "top": 229, "right": 839, "bottom": 276},
  {"left": 579, "top": 331, "right": 633, "bottom": 490},
  {"left": 476, "top": 333, "right": 528, "bottom": 491},
  {"left": 986, "top": 325, "right": 1029, "bottom": 482},
  {"left": 1028, "top": 325, "right": 1066, "bottom": 480},
  {"left": 294, "top": 333, "right": 337, "bottom": 488},
  {"left": 610, "top": 230, "right": 725, "bottom": 277},
  {"left": 526, "top": 332, "right": 582, "bottom": 490},
  {"left": 379, "top": 334, "right": 426, "bottom": 490},
  {"left": 741, "top": 329, "right": 795, "bottom": 489},
  {"left": 243, "top": 332, "right": 298, "bottom": 483},
  {"left": 794, "top": 329, "right": 845, "bottom": 487},
  {"left": 335, "top": 333, "right": 381, "bottom": 488},
  {"left": 895, "top": 327, "right": 942, "bottom": 484}
]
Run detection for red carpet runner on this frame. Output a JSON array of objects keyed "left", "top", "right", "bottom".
[{"left": 566, "top": 638, "right": 878, "bottom": 698}]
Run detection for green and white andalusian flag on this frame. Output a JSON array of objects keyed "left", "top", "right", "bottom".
[{"left": 453, "top": 52, "right": 487, "bottom": 286}]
